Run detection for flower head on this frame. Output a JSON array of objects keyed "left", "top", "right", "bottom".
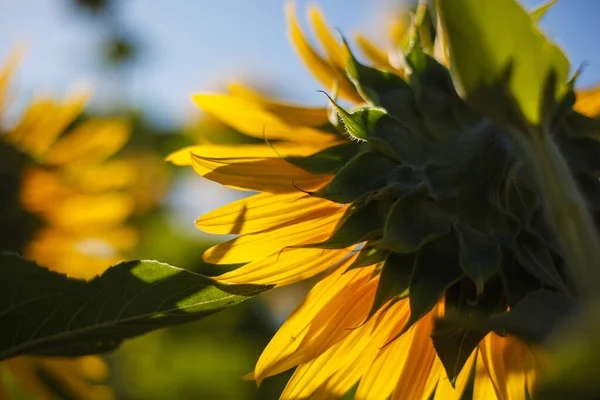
[{"left": 170, "top": 3, "right": 599, "bottom": 399}]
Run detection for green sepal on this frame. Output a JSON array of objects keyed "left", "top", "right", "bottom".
[
  {"left": 342, "top": 39, "right": 421, "bottom": 129},
  {"left": 398, "top": 234, "right": 464, "bottom": 336},
  {"left": 503, "top": 171, "right": 539, "bottom": 227},
  {"left": 431, "top": 317, "right": 488, "bottom": 387},
  {"left": 454, "top": 222, "right": 501, "bottom": 294},
  {"left": 513, "top": 230, "right": 568, "bottom": 292},
  {"left": 344, "top": 246, "right": 390, "bottom": 272},
  {"left": 324, "top": 93, "right": 425, "bottom": 164},
  {"left": 0, "top": 253, "right": 272, "bottom": 360},
  {"left": 368, "top": 252, "right": 414, "bottom": 319},
  {"left": 490, "top": 289, "right": 578, "bottom": 342},
  {"left": 301, "top": 200, "right": 391, "bottom": 249},
  {"left": 313, "top": 151, "right": 398, "bottom": 204},
  {"left": 380, "top": 196, "right": 453, "bottom": 253},
  {"left": 284, "top": 142, "right": 360, "bottom": 174},
  {"left": 322, "top": 91, "right": 386, "bottom": 142}
]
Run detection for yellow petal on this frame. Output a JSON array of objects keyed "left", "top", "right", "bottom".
[
  {"left": 6, "top": 93, "right": 89, "bottom": 159},
  {"left": 574, "top": 85, "right": 600, "bottom": 117},
  {"left": 216, "top": 247, "right": 353, "bottom": 286},
  {"left": 308, "top": 6, "right": 345, "bottom": 67},
  {"left": 479, "top": 333, "right": 509, "bottom": 400},
  {"left": 203, "top": 207, "right": 344, "bottom": 264},
  {"left": 391, "top": 309, "right": 439, "bottom": 400},
  {"left": 0, "top": 47, "right": 23, "bottom": 124},
  {"left": 433, "top": 12, "right": 450, "bottom": 67},
  {"left": 280, "top": 299, "right": 377, "bottom": 399},
  {"left": 473, "top": 353, "right": 499, "bottom": 400},
  {"left": 254, "top": 262, "right": 375, "bottom": 383},
  {"left": 61, "top": 160, "right": 138, "bottom": 192},
  {"left": 433, "top": 352, "right": 477, "bottom": 400},
  {"left": 191, "top": 153, "right": 332, "bottom": 193},
  {"left": 166, "top": 140, "right": 335, "bottom": 166},
  {"left": 44, "top": 119, "right": 130, "bottom": 166},
  {"left": 354, "top": 300, "right": 414, "bottom": 400},
  {"left": 40, "top": 193, "right": 134, "bottom": 228},
  {"left": 354, "top": 33, "right": 396, "bottom": 72},
  {"left": 196, "top": 192, "right": 340, "bottom": 235},
  {"left": 37, "top": 358, "right": 115, "bottom": 400},
  {"left": 5, "top": 357, "right": 54, "bottom": 399},
  {"left": 286, "top": 3, "right": 363, "bottom": 103},
  {"left": 25, "top": 227, "right": 137, "bottom": 277},
  {"left": 192, "top": 93, "right": 334, "bottom": 143},
  {"left": 227, "top": 82, "right": 330, "bottom": 127}
]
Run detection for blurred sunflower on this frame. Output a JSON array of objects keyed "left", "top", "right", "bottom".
[
  {"left": 169, "top": 3, "right": 599, "bottom": 400},
  {"left": 0, "top": 50, "right": 165, "bottom": 399}
]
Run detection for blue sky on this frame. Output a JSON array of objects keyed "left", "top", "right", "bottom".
[{"left": 1, "top": 0, "right": 599, "bottom": 127}]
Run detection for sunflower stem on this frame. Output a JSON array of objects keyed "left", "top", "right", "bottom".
[{"left": 515, "top": 130, "right": 600, "bottom": 301}]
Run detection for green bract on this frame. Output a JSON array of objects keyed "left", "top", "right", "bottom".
[{"left": 287, "top": 2, "right": 597, "bottom": 383}]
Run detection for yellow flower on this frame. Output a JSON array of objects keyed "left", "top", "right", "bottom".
[
  {"left": 169, "top": 4, "right": 594, "bottom": 399},
  {"left": 0, "top": 50, "right": 162, "bottom": 400}
]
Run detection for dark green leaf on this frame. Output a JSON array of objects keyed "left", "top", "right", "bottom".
[
  {"left": 368, "top": 252, "right": 414, "bottom": 318},
  {"left": 0, "top": 253, "right": 271, "bottom": 360},
  {"left": 401, "top": 235, "right": 464, "bottom": 334},
  {"left": 454, "top": 222, "right": 501, "bottom": 293},
  {"left": 285, "top": 142, "right": 359, "bottom": 174},
  {"left": 302, "top": 200, "right": 390, "bottom": 249},
  {"left": 315, "top": 151, "right": 398, "bottom": 204},
  {"left": 504, "top": 172, "right": 539, "bottom": 226},
  {"left": 490, "top": 289, "right": 578, "bottom": 342},
  {"left": 324, "top": 93, "right": 386, "bottom": 142},
  {"left": 437, "top": 0, "right": 570, "bottom": 127},
  {"left": 381, "top": 196, "right": 453, "bottom": 253},
  {"left": 431, "top": 317, "right": 488, "bottom": 386},
  {"left": 513, "top": 230, "right": 567, "bottom": 291},
  {"left": 344, "top": 246, "right": 390, "bottom": 272},
  {"left": 342, "top": 40, "right": 421, "bottom": 127}
]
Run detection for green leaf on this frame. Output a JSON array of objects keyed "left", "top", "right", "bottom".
[
  {"left": 490, "top": 289, "right": 578, "bottom": 342},
  {"left": 344, "top": 246, "right": 390, "bottom": 272},
  {"left": 504, "top": 172, "right": 539, "bottom": 226},
  {"left": 531, "top": 0, "right": 557, "bottom": 21},
  {"left": 513, "top": 230, "right": 567, "bottom": 291},
  {"left": 342, "top": 40, "right": 421, "bottom": 127},
  {"left": 454, "top": 222, "right": 501, "bottom": 294},
  {"left": 368, "top": 252, "right": 414, "bottom": 318},
  {"left": 0, "top": 253, "right": 271, "bottom": 360},
  {"left": 437, "top": 0, "right": 570, "bottom": 127},
  {"left": 302, "top": 200, "right": 390, "bottom": 249},
  {"left": 381, "top": 196, "right": 453, "bottom": 253},
  {"left": 401, "top": 235, "right": 464, "bottom": 334},
  {"left": 315, "top": 151, "right": 398, "bottom": 203},
  {"left": 431, "top": 317, "right": 487, "bottom": 386},
  {"left": 284, "top": 142, "right": 359, "bottom": 174}
]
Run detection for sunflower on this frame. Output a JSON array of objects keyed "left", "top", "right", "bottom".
[
  {"left": 0, "top": 50, "right": 162, "bottom": 399},
  {"left": 169, "top": 3, "right": 599, "bottom": 399}
]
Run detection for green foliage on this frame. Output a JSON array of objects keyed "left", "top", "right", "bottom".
[
  {"left": 437, "top": 0, "right": 569, "bottom": 128},
  {"left": 314, "top": 150, "right": 397, "bottom": 203},
  {"left": 454, "top": 222, "right": 501, "bottom": 294},
  {"left": 0, "top": 253, "right": 271, "bottom": 360},
  {"left": 368, "top": 252, "right": 413, "bottom": 318}
]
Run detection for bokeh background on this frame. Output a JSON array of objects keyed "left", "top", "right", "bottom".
[{"left": 1, "top": 0, "right": 599, "bottom": 398}]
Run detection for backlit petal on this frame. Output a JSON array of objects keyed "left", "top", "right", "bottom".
[
  {"left": 308, "top": 6, "right": 345, "bottom": 67},
  {"left": 191, "top": 153, "right": 332, "bottom": 193},
  {"left": 44, "top": 119, "right": 130, "bottom": 166},
  {"left": 286, "top": 3, "right": 362, "bottom": 103},
  {"left": 192, "top": 93, "right": 334, "bottom": 143},
  {"left": 196, "top": 192, "right": 340, "bottom": 235},
  {"left": 202, "top": 207, "right": 344, "bottom": 264},
  {"left": 574, "top": 85, "right": 600, "bottom": 117}
]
